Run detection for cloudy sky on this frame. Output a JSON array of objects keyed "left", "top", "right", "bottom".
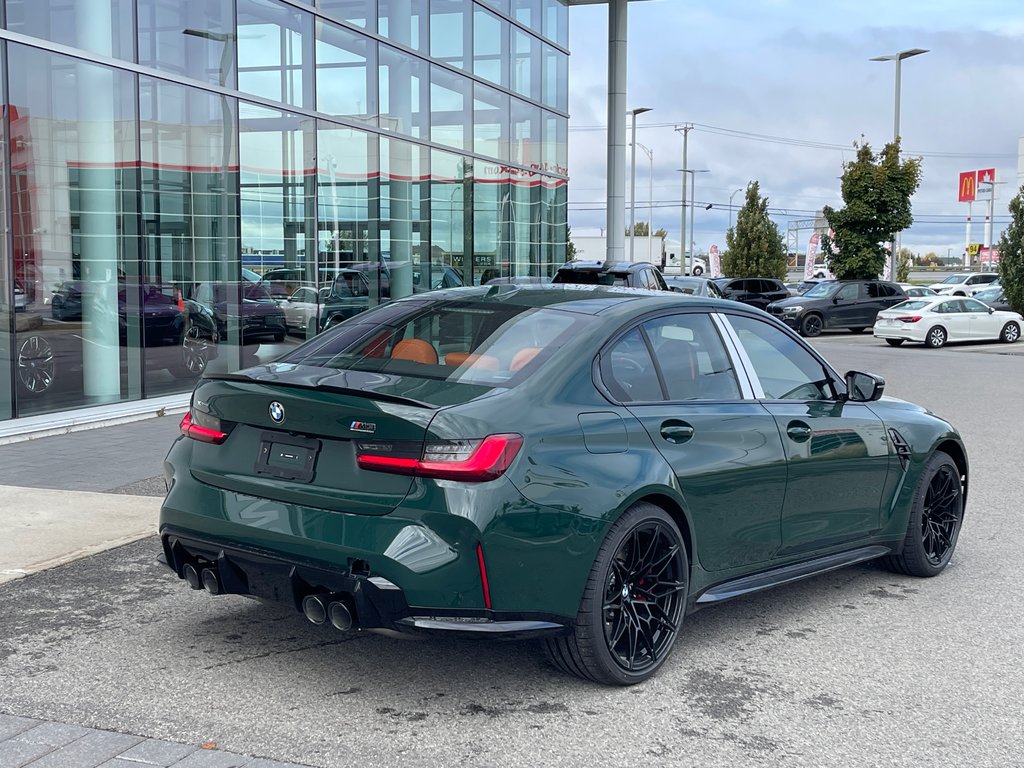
[{"left": 566, "top": 0, "right": 1024, "bottom": 259}]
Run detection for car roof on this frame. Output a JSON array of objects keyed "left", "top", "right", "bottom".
[
  {"left": 556, "top": 260, "right": 655, "bottom": 274},
  {"left": 405, "top": 283, "right": 760, "bottom": 319}
]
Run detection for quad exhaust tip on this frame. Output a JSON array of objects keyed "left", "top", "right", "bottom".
[
  {"left": 201, "top": 568, "right": 221, "bottom": 595},
  {"left": 301, "top": 594, "right": 355, "bottom": 631},
  {"left": 182, "top": 563, "right": 203, "bottom": 590}
]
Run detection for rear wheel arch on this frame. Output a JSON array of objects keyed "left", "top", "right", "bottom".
[{"left": 635, "top": 492, "right": 694, "bottom": 571}]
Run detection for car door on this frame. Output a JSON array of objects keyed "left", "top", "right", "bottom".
[
  {"left": 960, "top": 297, "right": 998, "bottom": 339},
  {"left": 827, "top": 282, "right": 863, "bottom": 327},
  {"left": 600, "top": 313, "right": 787, "bottom": 571},
  {"left": 934, "top": 299, "right": 970, "bottom": 341},
  {"left": 723, "top": 313, "right": 892, "bottom": 554}
]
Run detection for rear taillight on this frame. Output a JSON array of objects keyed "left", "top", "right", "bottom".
[
  {"left": 896, "top": 315, "right": 923, "bottom": 323},
  {"left": 357, "top": 434, "right": 524, "bottom": 482},
  {"left": 180, "top": 411, "right": 231, "bottom": 445}
]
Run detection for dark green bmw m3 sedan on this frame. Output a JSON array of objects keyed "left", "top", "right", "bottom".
[{"left": 160, "top": 284, "right": 968, "bottom": 685}]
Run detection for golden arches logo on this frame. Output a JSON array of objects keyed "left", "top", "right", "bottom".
[{"left": 958, "top": 171, "right": 977, "bottom": 203}]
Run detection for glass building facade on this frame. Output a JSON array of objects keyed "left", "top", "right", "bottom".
[{"left": 0, "top": 0, "right": 568, "bottom": 423}]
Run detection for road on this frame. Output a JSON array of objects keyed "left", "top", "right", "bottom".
[{"left": 1, "top": 331, "right": 1022, "bottom": 768}]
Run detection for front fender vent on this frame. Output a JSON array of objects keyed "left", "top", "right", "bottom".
[{"left": 889, "top": 428, "right": 912, "bottom": 471}]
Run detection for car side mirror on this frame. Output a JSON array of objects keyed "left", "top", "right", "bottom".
[
  {"left": 845, "top": 371, "right": 885, "bottom": 402},
  {"left": 669, "top": 285, "right": 684, "bottom": 293},
  {"left": 988, "top": 306, "right": 995, "bottom": 314},
  {"left": 832, "top": 296, "right": 840, "bottom": 304}
]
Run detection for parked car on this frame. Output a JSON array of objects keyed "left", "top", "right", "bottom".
[
  {"left": 897, "top": 284, "right": 939, "bottom": 298},
  {"left": 552, "top": 260, "right": 670, "bottom": 291},
  {"left": 713, "top": 277, "right": 790, "bottom": 310},
  {"left": 873, "top": 295, "right": 1023, "bottom": 348},
  {"left": 162, "top": 284, "right": 968, "bottom": 686},
  {"left": 13, "top": 279, "right": 27, "bottom": 312},
  {"left": 767, "top": 280, "right": 907, "bottom": 337},
  {"left": 973, "top": 285, "right": 1012, "bottom": 313},
  {"left": 663, "top": 275, "right": 725, "bottom": 298},
  {"left": 282, "top": 285, "right": 332, "bottom": 335},
  {"left": 184, "top": 281, "right": 287, "bottom": 346},
  {"left": 927, "top": 272, "right": 999, "bottom": 296}
]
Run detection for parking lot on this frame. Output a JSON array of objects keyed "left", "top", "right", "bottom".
[{"left": 1, "top": 331, "right": 1022, "bottom": 768}]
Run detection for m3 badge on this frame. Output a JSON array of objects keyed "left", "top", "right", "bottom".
[{"left": 350, "top": 421, "right": 376, "bottom": 433}]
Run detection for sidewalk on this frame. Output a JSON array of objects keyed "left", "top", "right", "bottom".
[{"left": 0, "top": 414, "right": 314, "bottom": 768}]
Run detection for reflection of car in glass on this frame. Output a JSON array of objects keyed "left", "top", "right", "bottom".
[
  {"left": 161, "top": 285, "right": 969, "bottom": 686},
  {"left": 873, "top": 296, "right": 1023, "bottom": 348},
  {"left": 283, "top": 285, "right": 332, "bottom": 335},
  {"left": 184, "top": 282, "right": 287, "bottom": 345},
  {"left": 484, "top": 275, "right": 553, "bottom": 286},
  {"left": 50, "top": 281, "right": 185, "bottom": 346},
  {"left": 14, "top": 279, "right": 28, "bottom": 312}
]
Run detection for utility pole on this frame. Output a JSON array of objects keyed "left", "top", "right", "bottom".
[{"left": 675, "top": 124, "right": 692, "bottom": 262}]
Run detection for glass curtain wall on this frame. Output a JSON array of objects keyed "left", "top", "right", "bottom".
[{"left": 0, "top": 0, "right": 569, "bottom": 422}]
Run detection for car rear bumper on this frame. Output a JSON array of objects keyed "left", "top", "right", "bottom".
[{"left": 159, "top": 529, "right": 570, "bottom": 638}]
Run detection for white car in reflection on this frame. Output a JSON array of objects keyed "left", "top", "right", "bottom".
[
  {"left": 282, "top": 285, "right": 331, "bottom": 335},
  {"left": 873, "top": 295, "right": 1022, "bottom": 348}
]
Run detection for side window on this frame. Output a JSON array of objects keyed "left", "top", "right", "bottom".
[
  {"left": 728, "top": 314, "right": 834, "bottom": 401},
  {"left": 962, "top": 298, "right": 989, "bottom": 312},
  {"left": 650, "top": 269, "right": 668, "bottom": 291},
  {"left": 836, "top": 283, "right": 860, "bottom": 301},
  {"left": 936, "top": 301, "right": 959, "bottom": 314},
  {"left": 867, "top": 282, "right": 880, "bottom": 298},
  {"left": 643, "top": 314, "right": 741, "bottom": 401},
  {"left": 879, "top": 283, "right": 898, "bottom": 297},
  {"left": 602, "top": 328, "right": 662, "bottom": 402}
]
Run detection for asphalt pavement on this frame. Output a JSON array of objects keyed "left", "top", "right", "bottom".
[{"left": 1, "top": 332, "right": 1023, "bottom": 767}]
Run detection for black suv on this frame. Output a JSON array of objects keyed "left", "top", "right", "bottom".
[
  {"left": 767, "top": 279, "right": 907, "bottom": 337},
  {"left": 552, "top": 261, "right": 670, "bottom": 291},
  {"left": 712, "top": 277, "right": 790, "bottom": 310}
]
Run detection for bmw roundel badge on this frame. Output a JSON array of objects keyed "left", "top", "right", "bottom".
[{"left": 269, "top": 401, "right": 285, "bottom": 423}]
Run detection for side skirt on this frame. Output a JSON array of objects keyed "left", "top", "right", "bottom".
[{"left": 695, "top": 545, "right": 892, "bottom": 605}]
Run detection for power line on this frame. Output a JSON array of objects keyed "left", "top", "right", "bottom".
[{"left": 567, "top": 120, "right": 1016, "bottom": 159}]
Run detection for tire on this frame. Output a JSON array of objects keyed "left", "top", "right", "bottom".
[
  {"left": 692, "top": 265, "right": 703, "bottom": 276},
  {"left": 543, "top": 502, "right": 688, "bottom": 685},
  {"left": 849, "top": 327, "right": 867, "bottom": 334},
  {"left": 273, "top": 332, "right": 285, "bottom": 343},
  {"left": 999, "top": 322, "right": 1020, "bottom": 343},
  {"left": 800, "top": 314, "right": 823, "bottom": 338},
  {"left": 925, "top": 326, "right": 947, "bottom": 349},
  {"left": 885, "top": 338, "right": 905, "bottom": 347},
  {"left": 885, "top": 451, "right": 963, "bottom": 577}
]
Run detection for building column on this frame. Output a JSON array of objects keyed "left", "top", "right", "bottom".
[
  {"left": 75, "top": 2, "right": 120, "bottom": 402},
  {"left": 606, "top": 0, "right": 627, "bottom": 263}
]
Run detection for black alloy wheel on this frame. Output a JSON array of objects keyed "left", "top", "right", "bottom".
[
  {"left": 180, "top": 322, "right": 211, "bottom": 376},
  {"left": 800, "top": 314, "right": 823, "bottom": 338},
  {"left": 886, "top": 451, "right": 963, "bottom": 577},
  {"left": 1000, "top": 322, "right": 1020, "bottom": 343},
  {"left": 925, "top": 326, "right": 947, "bottom": 349},
  {"left": 544, "top": 503, "right": 688, "bottom": 685}
]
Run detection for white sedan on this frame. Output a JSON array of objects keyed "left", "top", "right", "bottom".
[{"left": 873, "top": 296, "right": 1022, "bottom": 348}]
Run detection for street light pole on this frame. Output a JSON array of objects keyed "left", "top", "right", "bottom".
[
  {"left": 634, "top": 142, "right": 654, "bottom": 262},
  {"left": 871, "top": 47, "right": 928, "bottom": 280},
  {"left": 628, "top": 107, "right": 651, "bottom": 261},
  {"left": 679, "top": 169, "right": 709, "bottom": 271},
  {"left": 675, "top": 124, "right": 692, "bottom": 264},
  {"left": 728, "top": 187, "right": 743, "bottom": 233}
]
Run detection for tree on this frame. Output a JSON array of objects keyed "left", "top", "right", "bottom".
[
  {"left": 998, "top": 186, "right": 1024, "bottom": 313},
  {"left": 822, "top": 140, "right": 922, "bottom": 280},
  {"left": 721, "top": 181, "right": 788, "bottom": 279},
  {"left": 566, "top": 225, "right": 577, "bottom": 261},
  {"left": 625, "top": 222, "right": 667, "bottom": 238},
  {"left": 896, "top": 247, "right": 913, "bottom": 283}
]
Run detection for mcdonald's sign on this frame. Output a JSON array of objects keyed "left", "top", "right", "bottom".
[{"left": 958, "top": 171, "right": 977, "bottom": 203}]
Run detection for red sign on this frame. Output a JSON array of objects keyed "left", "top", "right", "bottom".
[
  {"left": 978, "top": 168, "right": 996, "bottom": 186},
  {"left": 958, "top": 171, "right": 977, "bottom": 203}
]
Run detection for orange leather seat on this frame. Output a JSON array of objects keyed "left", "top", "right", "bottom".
[
  {"left": 510, "top": 347, "right": 541, "bottom": 371},
  {"left": 444, "top": 352, "right": 499, "bottom": 370},
  {"left": 391, "top": 338, "right": 438, "bottom": 365}
]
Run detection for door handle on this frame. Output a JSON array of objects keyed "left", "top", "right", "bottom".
[
  {"left": 786, "top": 423, "right": 812, "bottom": 442},
  {"left": 660, "top": 423, "right": 694, "bottom": 444}
]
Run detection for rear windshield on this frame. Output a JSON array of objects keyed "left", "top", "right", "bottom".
[
  {"left": 281, "top": 300, "right": 590, "bottom": 386},
  {"left": 553, "top": 270, "right": 628, "bottom": 287},
  {"left": 890, "top": 300, "right": 931, "bottom": 311}
]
